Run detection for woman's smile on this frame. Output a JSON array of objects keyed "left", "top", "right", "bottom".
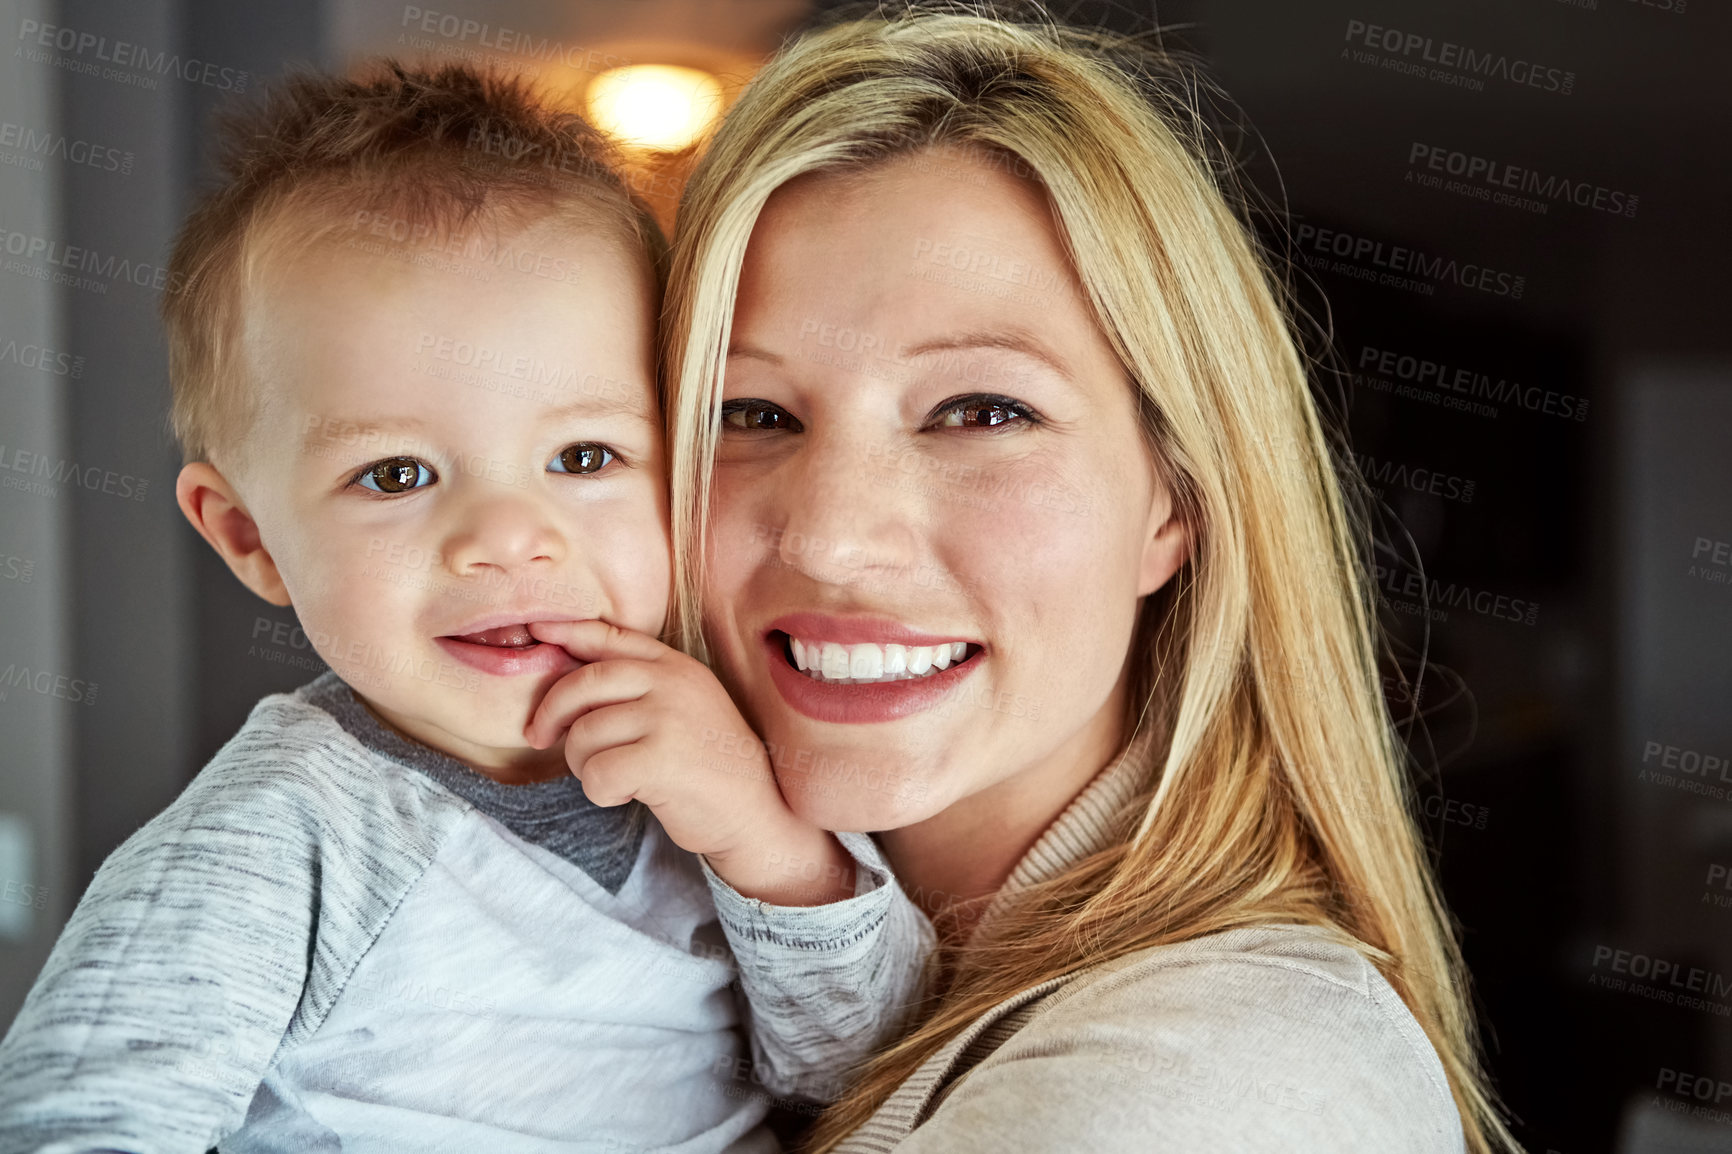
[{"left": 758, "top": 612, "right": 986, "bottom": 723}]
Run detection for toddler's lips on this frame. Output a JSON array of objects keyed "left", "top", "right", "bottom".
[
  {"left": 435, "top": 624, "right": 575, "bottom": 677},
  {"left": 448, "top": 624, "right": 537, "bottom": 648}
]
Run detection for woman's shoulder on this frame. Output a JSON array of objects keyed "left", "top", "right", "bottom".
[
  {"left": 939, "top": 922, "right": 1465, "bottom": 1152},
  {"left": 1054, "top": 922, "right": 1445, "bottom": 1058},
  {"left": 1075, "top": 920, "right": 1412, "bottom": 1012}
]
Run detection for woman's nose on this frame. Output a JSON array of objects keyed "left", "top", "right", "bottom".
[{"left": 767, "top": 431, "right": 923, "bottom": 587}]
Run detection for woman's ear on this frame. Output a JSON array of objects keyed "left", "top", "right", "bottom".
[
  {"left": 175, "top": 461, "right": 292, "bottom": 607},
  {"left": 1137, "top": 487, "right": 1190, "bottom": 598}
]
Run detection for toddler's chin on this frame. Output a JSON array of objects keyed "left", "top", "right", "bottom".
[
  {"left": 426, "top": 721, "right": 570, "bottom": 781},
  {"left": 352, "top": 685, "right": 534, "bottom": 762}
]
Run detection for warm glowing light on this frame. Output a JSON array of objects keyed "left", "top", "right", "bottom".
[{"left": 585, "top": 64, "right": 722, "bottom": 153}]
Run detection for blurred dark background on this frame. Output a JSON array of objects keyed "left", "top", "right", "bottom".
[{"left": 2, "top": 1, "right": 1728, "bottom": 1150}]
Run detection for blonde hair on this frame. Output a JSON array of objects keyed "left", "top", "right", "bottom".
[
  {"left": 163, "top": 61, "right": 665, "bottom": 466},
  {"left": 663, "top": 7, "right": 1517, "bottom": 1152}
]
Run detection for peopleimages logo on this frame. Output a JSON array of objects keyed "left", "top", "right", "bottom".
[
  {"left": 1342, "top": 19, "right": 1576, "bottom": 95},
  {"left": 1406, "top": 143, "right": 1638, "bottom": 219},
  {"left": 1370, "top": 563, "right": 1539, "bottom": 627},
  {"left": 0, "top": 662, "right": 97, "bottom": 705},
  {"left": 1688, "top": 536, "right": 1732, "bottom": 590},
  {"left": 15, "top": 19, "right": 249, "bottom": 92},
  {"left": 0, "top": 225, "right": 186, "bottom": 296},
  {"left": 1354, "top": 344, "right": 1589, "bottom": 423},
  {"left": 1638, "top": 739, "right": 1731, "bottom": 802},
  {"left": 0, "top": 335, "right": 83, "bottom": 379},
  {"left": 0, "top": 443, "right": 150, "bottom": 502},
  {"left": 1589, "top": 946, "right": 1732, "bottom": 1017},
  {"left": 398, "top": 7, "right": 631, "bottom": 74},
  {"left": 1354, "top": 452, "right": 1475, "bottom": 504},
  {"left": 0, "top": 121, "right": 134, "bottom": 176},
  {"left": 1293, "top": 222, "right": 1525, "bottom": 299}
]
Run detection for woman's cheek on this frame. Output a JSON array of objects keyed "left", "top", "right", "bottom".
[
  {"left": 711, "top": 504, "right": 768, "bottom": 598},
  {"left": 703, "top": 498, "right": 767, "bottom": 690},
  {"left": 946, "top": 474, "right": 1139, "bottom": 700}
]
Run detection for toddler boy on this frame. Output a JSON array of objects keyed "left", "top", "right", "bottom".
[{"left": 0, "top": 63, "right": 929, "bottom": 1153}]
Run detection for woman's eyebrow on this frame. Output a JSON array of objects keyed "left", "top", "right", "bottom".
[
  {"left": 725, "top": 329, "right": 1074, "bottom": 383},
  {"left": 900, "top": 329, "right": 1072, "bottom": 379},
  {"left": 725, "top": 342, "right": 784, "bottom": 366}
]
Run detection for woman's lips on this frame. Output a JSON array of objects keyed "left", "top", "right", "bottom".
[{"left": 761, "top": 629, "right": 980, "bottom": 724}]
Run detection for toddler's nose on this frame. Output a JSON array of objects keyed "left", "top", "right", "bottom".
[{"left": 440, "top": 488, "right": 566, "bottom": 575}]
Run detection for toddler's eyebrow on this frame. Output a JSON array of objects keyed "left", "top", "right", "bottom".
[
  {"left": 299, "top": 416, "right": 427, "bottom": 454},
  {"left": 535, "top": 391, "right": 656, "bottom": 424},
  {"left": 299, "top": 392, "right": 655, "bottom": 454}
]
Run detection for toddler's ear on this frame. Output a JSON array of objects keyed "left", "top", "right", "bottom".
[{"left": 175, "top": 461, "right": 291, "bottom": 607}]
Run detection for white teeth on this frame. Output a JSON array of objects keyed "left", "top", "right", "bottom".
[
  {"left": 821, "top": 642, "right": 850, "bottom": 680},
  {"left": 785, "top": 635, "right": 972, "bottom": 684},
  {"left": 849, "top": 644, "right": 883, "bottom": 679}
]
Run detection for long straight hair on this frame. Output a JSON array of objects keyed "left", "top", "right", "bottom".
[{"left": 662, "top": 8, "right": 1517, "bottom": 1151}]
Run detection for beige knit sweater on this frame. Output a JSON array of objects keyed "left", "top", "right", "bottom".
[{"left": 834, "top": 751, "right": 1468, "bottom": 1153}]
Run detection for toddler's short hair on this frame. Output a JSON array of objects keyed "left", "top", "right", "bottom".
[{"left": 163, "top": 60, "right": 665, "bottom": 465}]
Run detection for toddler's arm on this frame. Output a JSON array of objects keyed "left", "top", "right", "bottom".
[
  {"left": 0, "top": 722, "right": 381, "bottom": 1151},
  {"left": 525, "top": 620, "right": 937, "bottom": 1104},
  {"left": 700, "top": 831, "right": 935, "bottom": 1103}
]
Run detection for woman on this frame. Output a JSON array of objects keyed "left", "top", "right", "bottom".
[{"left": 667, "top": 8, "right": 1517, "bottom": 1152}]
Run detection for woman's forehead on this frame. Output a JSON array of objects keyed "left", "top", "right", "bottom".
[
  {"left": 737, "top": 154, "right": 1082, "bottom": 334},
  {"left": 756, "top": 148, "right": 1056, "bottom": 244}
]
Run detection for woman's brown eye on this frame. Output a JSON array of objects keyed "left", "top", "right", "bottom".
[
  {"left": 359, "top": 457, "right": 434, "bottom": 493},
  {"left": 721, "top": 401, "right": 801, "bottom": 432},
  {"left": 937, "top": 403, "right": 1022, "bottom": 428},
  {"left": 552, "top": 443, "right": 615, "bottom": 474}
]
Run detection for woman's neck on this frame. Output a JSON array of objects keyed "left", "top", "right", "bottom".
[{"left": 876, "top": 694, "right": 1131, "bottom": 944}]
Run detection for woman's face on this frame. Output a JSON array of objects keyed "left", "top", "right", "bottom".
[{"left": 706, "top": 146, "right": 1188, "bottom": 834}]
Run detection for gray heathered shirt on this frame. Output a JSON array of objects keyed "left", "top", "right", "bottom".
[{"left": 0, "top": 671, "right": 934, "bottom": 1153}]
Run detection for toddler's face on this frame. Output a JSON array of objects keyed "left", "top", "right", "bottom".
[{"left": 226, "top": 218, "right": 667, "bottom": 780}]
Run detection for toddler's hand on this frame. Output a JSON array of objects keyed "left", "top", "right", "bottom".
[{"left": 523, "top": 620, "right": 854, "bottom": 906}]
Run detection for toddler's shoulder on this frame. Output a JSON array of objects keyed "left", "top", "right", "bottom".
[
  {"left": 186, "top": 672, "right": 461, "bottom": 829},
  {"left": 111, "top": 673, "right": 466, "bottom": 885}
]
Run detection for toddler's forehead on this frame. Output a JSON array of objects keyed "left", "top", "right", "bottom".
[
  {"left": 238, "top": 217, "right": 659, "bottom": 441},
  {"left": 250, "top": 204, "right": 652, "bottom": 330},
  {"left": 259, "top": 200, "right": 648, "bottom": 289}
]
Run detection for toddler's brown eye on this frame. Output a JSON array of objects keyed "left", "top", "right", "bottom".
[
  {"left": 359, "top": 457, "right": 434, "bottom": 493},
  {"left": 552, "top": 443, "right": 615, "bottom": 474}
]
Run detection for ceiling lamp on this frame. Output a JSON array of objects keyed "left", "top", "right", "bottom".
[{"left": 585, "top": 64, "right": 723, "bottom": 153}]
